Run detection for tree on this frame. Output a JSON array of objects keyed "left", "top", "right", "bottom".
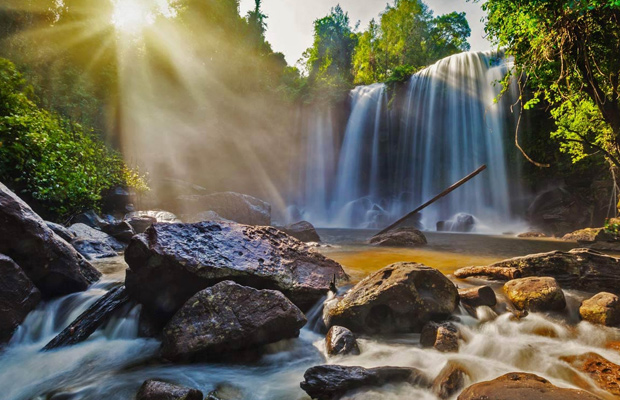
[{"left": 428, "top": 12, "right": 471, "bottom": 60}]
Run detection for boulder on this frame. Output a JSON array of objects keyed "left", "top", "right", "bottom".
[
  {"left": 503, "top": 277, "right": 566, "bottom": 312},
  {"left": 125, "top": 221, "right": 347, "bottom": 321},
  {"left": 325, "top": 326, "right": 360, "bottom": 356},
  {"left": 562, "top": 228, "right": 615, "bottom": 243},
  {"left": 526, "top": 187, "right": 589, "bottom": 236},
  {"left": 71, "top": 239, "right": 118, "bottom": 260},
  {"left": 280, "top": 221, "right": 321, "bottom": 243},
  {"left": 300, "top": 365, "right": 430, "bottom": 400},
  {"left": 453, "top": 249, "right": 620, "bottom": 295},
  {"left": 369, "top": 227, "right": 427, "bottom": 247},
  {"left": 101, "top": 186, "right": 133, "bottom": 214},
  {"left": 187, "top": 210, "right": 232, "bottom": 224},
  {"left": 68, "top": 223, "right": 125, "bottom": 251},
  {"left": 136, "top": 379, "right": 203, "bottom": 400},
  {"left": 323, "top": 263, "right": 458, "bottom": 334},
  {"left": 45, "top": 221, "right": 75, "bottom": 243},
  {"left": 161, "top": 281, "right": 307, "bottom": 361},
  {"left": 420, "top": 322, "right": 459, "bottom": 352},
  {"left": 457, "top": 372, "right": 602, "bottom": 400},
  {"left": 579, "top": 292, "right": 620, "bottom": 326},
  {"left": 69, "top": 210, "right": 108, "bottom": 229},
  {"left": 0, "top": 254, "right": 41, "bottom": 343},
  {"left": 561, "top": 352, "right": 620, "bottom": 397},
  {"left": 517, "top": 232, "right": 547, "bottom": 238},
  {"left": 125, "top": 216, "right": 157, "bottom": 234},
  {"left": 176, "top": 192, "right": 271, "bottom": 226},
  {"left": 432, "top": 361, "right": 470, "bottom": 399},
  {"left": 458, "top": 286, "right": 497, "bottom": 308},
  {"left": 125, "top": 210, "right": 180, "bottom": 224},
  {"left": 0, "top": 182, "right": 101, "bottom": 297},
  {"left": 444, "top": 213, "right": 476, "bottom": 232},
  {"left": 101, "top": 221, "right": 135, "bottom": 243}
]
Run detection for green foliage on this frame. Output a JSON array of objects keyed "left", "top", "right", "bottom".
[
  {"left": 604, "top": 218, "right": 620, "bottom": 236},
  {"left": 0, "top": 59, "right": 147, "bottom": 218}
]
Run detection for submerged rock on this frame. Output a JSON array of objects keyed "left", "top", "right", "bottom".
[
  {"left": 579, "top": 292, "right": 620, "bottom": 326},
  {"left": 161, "top": 281, "right": 306, "bottom": 361},
  {"left": 325, "top": 325, "right": 360, "bottom": 356},
  {"left": 561, "top": 352, "right": 620, "bottom": 397},
  {"left": 432, "top": 361, "right": 470, "bottom": 399},
  {"left": 280, "top": 221, "right": 321, "bottom": 243},
  {"left": 0, "top": 182, "right": 101, "bottom": 297},
  {"left": 206, "top": 383, "right": 245, "bottom": 400},
  {"left": 453, "top": 249, "right": 620, "bottom": 295},
  {"left": 457, "top": 372, "right": 602, "bottom": 400},
  {"left": 136, "top": 379, "right": 203, "bottom": 400},
  {"left": 125, "top": 221, "right": 347, "bottom": 322},
  {"left": 503, "top": 277, "right": 566, "bottom": 312},
  {"left": 420, "top": 322, "right": 460, "bottom": 352},
  {"left": 323, "top": 263, "right": 458, "bottom": 334},
  {"left": 176, "top": 192, "right": 271, "bottom": 226},
  {"left": 300, "top": 365, "right": 430, "bottom": 400},
  {"left": 0, "top": 254, "right": 41, "bottom": 343},
  {"left": 369, "top": 227, "right": 427, "bottom": 247}
]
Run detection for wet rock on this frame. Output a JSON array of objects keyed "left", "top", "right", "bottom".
[
  {"left": 561, "top": 352, "right": 620, "bottom": 397},
  {"left": 457, "top": 372, "right": 602, "bottom": 400},
  {"left": 562, "top": 228, "right": 615, "bottom": 243},
  {"left": 69, "top": 210, "right": 108, "bottom": 229},
  {"left": 323, "top": 263, "right": 458, "bottom": 334},
  {"left": 0, "top": 182, "right": 101, "bottom": 297},
  {"left": 420, "top": 322, "right": 459, "bottom": 352},
  {"left": 69, "top": 223, "right": 125, "bottom": 251},
  {"left": 444, "top": 213, "right": 476, "bottom": 232},
  {"left": 125, "top": 210, "right": 180, "bottom": 225},
  {"left": 71, "top": 239, "right": 117, "bottom": 260},
  {"left": 136, "top": 379, "right": 203, "bottom": 400},
  {"left": 369, "top": 227, "right": 427, "bottom": 247},
  {"left": 280, "top": 221, "right": 321, "bottom": 243},
  {"left": 432, "top": 361, "right": 470, "bottom": 399},
  {"left": 125, "top": 216, "right": 157, "bottom": 234},
  {"left": 458, "top": 286, "right": 497, "bottom": 308},
  {"left": 325, "top": 326, "right": 360, "bottom": 356},
  {"left": 187, "top": 210, "right": 232, "bottom": 224},
  {"left": 125, "top": 221, "right": 347, "bottom": 322},
  {"left": 453, "top": 249, "right": 620, "bottom": 295},
  {"left": 45, "top": 221, "right": 75, "bottom": 243},
  {"left": 579, "top": 292, "right": 620, "bottom": 326},
  {"left": 176, "top": 192, "right": 271, "bottom": 226},
  {"left": 503, "top": 277, "right": 566, "bottom": 312},
  {"left": 101, "top": 221, "right": 135, "bottom": 243},
  {"left": 300, "top": 365, "right": 430, "bottom": 400},
  {"left": 205, "top": 383, "right": 245, "bottom": 400},
  {"left": 517, "top": 231, "right": 547, "bottom": 238},
  {"left": 161, "top": 281, "right": 307, "bottom": 361},
  {"left": 0, "top": 254, "right": 41, "bottom": 343}
]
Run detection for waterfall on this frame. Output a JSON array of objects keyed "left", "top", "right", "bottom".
[{"left": 296, "top": 51, "right": 522, "bottom": 231}]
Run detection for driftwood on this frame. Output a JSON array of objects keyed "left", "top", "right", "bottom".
[
  {"left": 373, "top": 165, "right": 487, "bottom": 237},
  {"left": 43, "top": 285, "right": 130, "bottom": 351}
]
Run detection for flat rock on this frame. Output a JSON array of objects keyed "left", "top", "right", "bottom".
[
  {"left": 369, "top": 227, "right": 427, "bottom": 247},
  {"left": 580, "top": 292, "right": 620, "bottom": 326},
  {"left": 503, "top": 277, "right": 566, "bottom": 312},
  {"left": 323, "top": 263, "right": 458, "bottom": 334},
  {"left": 161, "top": 281, "right": 307, "bottom": 361},
  {"left": 176, "top": 192, "right": 271, "bottom": 226},
  {"left": 325, "top": 325, "right": 360, "bottom": 356},
  {"left": 0, "top": 254, "right": 41, "bottom": 343},
  {"left": 300, "top": 365, "right": 430, "bottom": 400},
  {"left": 280, "top": 221, "right": 321, "bottom": 243},
  {"left": 457, "top": 372, "right": 602, "bottom": 400},
  {"left": 136, "top": 379, "right": 203, "bottom": 400},
  {"left": 453, "top": 249, "right": 620, "bottom": 294},
  {"left": 125, "top": 221, "right": 347, "bottom": 321},
  {"left": 0, "top": 182, "right": 100, "bottom": 297},
  {"left": 561, "top": 352, "right": 620, "bottom": 397}
]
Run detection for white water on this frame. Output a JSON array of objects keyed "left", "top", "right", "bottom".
[{"left": 295, "top": 51, "right": 525, "bottom": 232}]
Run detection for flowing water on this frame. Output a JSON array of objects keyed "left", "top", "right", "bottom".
[
  {"left": 1, "top": 233, "right": 619, "bottom": 400},
  {"left": 295, "top": 51, "right": 525, "bottom": 232}
]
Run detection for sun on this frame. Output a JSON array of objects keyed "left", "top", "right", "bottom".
[{"left": 111, "top": 0, "right": 154, "bottom": 34}]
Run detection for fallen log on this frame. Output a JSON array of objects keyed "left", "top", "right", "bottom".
[
  {"left": 373, "top": 165, "right": 487, "bottom": 237},
  {"left": 43, "top": 285, "right": 130, "bottom": 351}
]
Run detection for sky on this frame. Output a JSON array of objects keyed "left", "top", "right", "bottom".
[{"left": 238, "top": 0, "right": 492, "bottom": 66}]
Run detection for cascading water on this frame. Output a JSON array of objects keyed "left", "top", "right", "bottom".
[{"left": 295, "top": 51, "right": 524, "bottom": 231}]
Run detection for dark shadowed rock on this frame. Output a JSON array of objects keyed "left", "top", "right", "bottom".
[
  {"left": 45, "top": 221, "right": 75, "bottom": 243},
  {"left": 453, "top": 249, "right": 620, "bottom": 294},
  {"left": 432, "top": 361, "right": 470, "bottom": 399},
  {"left": 458, "top": 286, "right": 497, "bottom": 309},
  {"left": 125, "top": 216, "right": 157, "bottom": 234},
  {"left": 0, "top": 254, "right": 41, "bottom": 343},
  {"left": 136, "top": 379, "right": 203, "bottom": 400},
  {"left": 369, "top": 227, "right": 427, "bottom": 247},
  {"left": 0, "top": 182, "right": 101, "bottom": 297},
  {"left": 580, "top": 292, "right": 620, "bottom": 326},
  {"left": 187, "top": 210, "right": 232, "bottom": 224},
  {"left": 300, "top": 365, "right": 430, "bottom": 400},
  {"left": 71, "top": 239, "right": 117, "bottom": 260},
  {"left": 161, "top": 281, "right": 307, "bottom": 361},
  {"left": 526, "top": 187, "right": 590, "bottom": 236},
  {"left": 444, "top": 213, "right": 476, "bottom": 232},
  {"left": 420, "top": 322, "right": 459, "bottom": 352},
  {"left": 561, "top": 352, "right": 620, "bottom": 397},
  {"left": 457, "top": 372, "right": 602, "bottom": 400},
  {"left": 281, "top": 221, "right": 321, "bottom": 243},
  {"left": 125, "top": 221, "right": 347, "bottom": 322},
  {"left": 176, "top": 192, "right": 271, "bottom": 226},
  {"left": 323, "top": 263, "right": 458, "bottom": 334},
  {"left": 68, "top": 224, "right": 124, "bottom": 251},
  {"left": 101, "top": 221, "right": 135, "bottom": 243},
  {"left": 69, "top": 210, "right": 108, "bottom": 229},
  {"left": 325, "top": 326, "right": 360, "bottom": 356},
  {"left": 503, "top": 277, "right": 566, "bottom": 312}
]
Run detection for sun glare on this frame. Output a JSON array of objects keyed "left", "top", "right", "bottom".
[{"left": 111, "top": 0, "right": 155, "bottom": 34}]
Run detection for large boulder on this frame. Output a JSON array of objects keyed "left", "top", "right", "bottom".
[
  {"left": 176, "top": 192, "right": 271, "bottom": 226},
  {"left": 369, "top": 227, "right": 427, "bottom": 247},
  {"left": 579, "top": 292, "right": 620, "bottom": 326},
  {"left": 0, "top": 254, "right": 41, "bottom": 343},
  {"left": 444, "top": 213, "right": 476, "bottom": 232},
  {"left": 280, "top": 221, "right": 321, "bottom": 243},
  {"left": 161, "top": 281, "right": 306, "bottom": 361},
  {"left": 69, "top": 223, "right": 125, "bottom": 260},
  {"left": 300, "top": 365, "right": 430, "bottom": 400},
  {"left": 561, "top": 352, "right": 620, "bottom": 397},
  {"left": 0, "top": 182, "right": 101, "bottom": 297},
  {"left": 503, "top": 277, "right": 566, "bottom": 312},
  {"left": 136, "top": 379, "right": 203, "bottom": 400},
  {"left": 323, "top": 263, "right": 458, "bottom": 334},
  {"left": 325, "top": 325, "right": 360, "bottom": 356},
  {"left": 457, "top": 372, "right": 602, "bottom": 400},
  {"left": 125, "top": 221, "right": 347, "bottom": 321},
  {"left": 453, "top": 249, "right": 620, "bottom": 294}
]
